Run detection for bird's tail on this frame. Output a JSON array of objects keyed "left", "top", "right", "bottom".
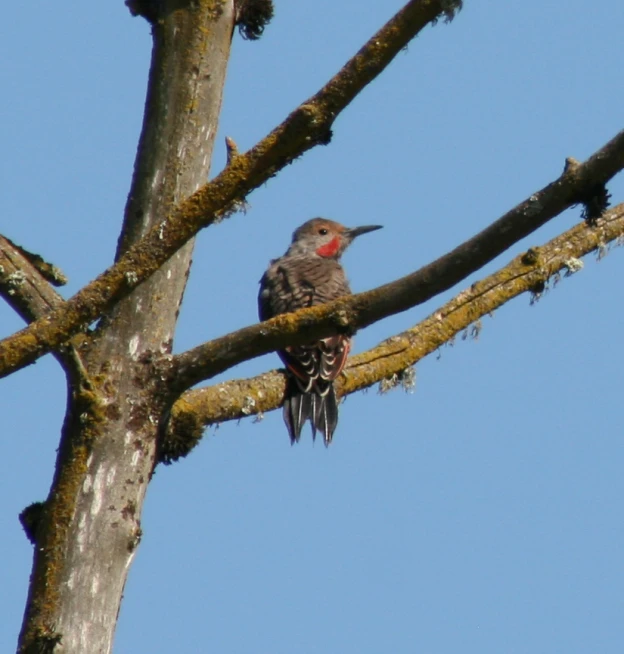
[
  {"left": 283, "top": 383, "right": 313, "bottom": 445},
  {"left": 312, "top": 384, "right": 338, "bottom": 446},
  {"left": 282, "top": 380, "right": 338, "bottom": 446}
]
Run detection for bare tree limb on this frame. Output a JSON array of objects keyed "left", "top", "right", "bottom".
[
  {"left": 17, "top": 2, "right": 237, "bottom": 651},
  {"left": 161, "top": 202, "right": 624, "bottom": 461},
  {"left": 0, "top": 235, "right": 66, "bottom": 321},
  {"left": 167, "top": 141, "right": 624, "bottom": 393},
  {"left": 0, "top": 0, "right": 462, "bottom": 380},
  {"left": 0, "top": 235, "right": 92, "bottom": 384}
]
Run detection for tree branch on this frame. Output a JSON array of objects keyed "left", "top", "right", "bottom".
[
  {"left": 0, "top": 235, "right": 66, "bottom": 322},
  {"left": 0, "top": 234, "right": 93, "bottom": 383},
  {"left": 18, "top": 4, "right": 238, "bottom": 652},
  {"left": 167, "top": 141, "right": 624, "bottom": 393},
  {"left": 161, "top": 202, "right": 624, "bottom": 460},
  {"left": 0, "top": 0, "right": 461, "bottom": 380}
]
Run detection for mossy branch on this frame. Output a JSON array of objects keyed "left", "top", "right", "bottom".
[
  {"left": 0, "top": 0, "right": 458, "bottom": 380},
  {"left": 236, "top": 0, "right": 274, "bottom": 40},
  {"left": 0, "top": 235, "right": 65, "bottom": 322},
  {"left": 168, "top": 138, "right": 624, "bottom": 393},
  {"left": 0, "top": 234, "right": 93, "bottom": 398},
  {"left": 161, "top": 202, "right": 624, "bottom": 461}
]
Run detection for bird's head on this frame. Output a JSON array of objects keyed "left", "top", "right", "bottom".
[{"left": 287, "top": 218, "right": 382, "bottom": 259}]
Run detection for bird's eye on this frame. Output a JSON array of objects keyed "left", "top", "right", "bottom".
[{"left": 318, "top": 228, "right": 328, "bottom": 235}]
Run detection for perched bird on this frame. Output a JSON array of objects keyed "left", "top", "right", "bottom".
[{"left": 258, "top": 218, "right": 382, "bottom": 445}]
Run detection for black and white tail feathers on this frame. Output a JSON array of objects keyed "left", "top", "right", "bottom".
[
  {"left": 258, "top": 217, "right": 381, "bottom": 443},
  {"left": 279, "top": 337, "right": 348, "bottom": 445},
  {"left": 283, "top": 378, "right": 339, "bottom": 446}
]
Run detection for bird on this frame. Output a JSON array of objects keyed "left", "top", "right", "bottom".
[{"left": 258, "top": 217, "right": 382, "bottom": 445}]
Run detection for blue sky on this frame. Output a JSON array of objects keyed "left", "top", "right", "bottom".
[{"left": 2, "top": 1, "right": 624, "bottom": 652}]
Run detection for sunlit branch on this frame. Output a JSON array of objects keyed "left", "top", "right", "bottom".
[
  {"left": 0, "top": 0, "right": 460, "bottom": 379},
  {"left": 0, "top": 235, "right": 66, "bottom": 322},
  {"left": 0, "top": 234, "right": 89, "bottom": 380},
  {"left": 168, "top": 142, "right": 624, "bottom": 393},
  {"left": 160, "top": 203, "right": 624, "bottom": 461}
]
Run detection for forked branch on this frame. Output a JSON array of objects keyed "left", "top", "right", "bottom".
[
  {"left": 0, "top": 234, "right": 89, "bottom": 381},
  {"left": 168, "top": 141, "right": 624, "bottom": 393},
  {"left": 0, "top": 0, "right": 462, "bottom": 380},
  {"left": 0, "top": 235, "right": 66, "bottom": 322},
  {"left": 161, "top": 202, "right": 624, "bottom": 461}
]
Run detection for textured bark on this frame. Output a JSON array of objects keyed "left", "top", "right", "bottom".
[
  {"left": 6, "top": 0, "right": 620, "bottom": 650},
  {"left": 0, "top": 235, "right": 65, "bottom": 321},
  {"left": 0, "top": 235, "right": 86, "bottom": 380},
  {"left": 166, "top": 138, "right": 624, "bottom": 394},
  {"left": 17, "top": 3, "right": 236, "bottom": 652},
  {"left": 0, "top": 0, "right": 463, "bottom": 380},
  {"left": 162, "top": 201, "right": 624, "bottom": 449}
]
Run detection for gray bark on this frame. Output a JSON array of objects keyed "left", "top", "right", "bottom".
[{"left": 17, "top": 3, "right": 235, "bottom": 652}]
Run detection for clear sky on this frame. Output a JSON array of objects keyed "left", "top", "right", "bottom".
[{"left": 2, "top": 1, "right": 624, "bottom": 652}]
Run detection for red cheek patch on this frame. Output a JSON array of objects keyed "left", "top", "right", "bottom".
[{"left": 316, "top": 236, "right": 341, "bottom": 257}]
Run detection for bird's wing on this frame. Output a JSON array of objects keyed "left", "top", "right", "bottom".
[{"left": 258, "top": 259, "right": 317, "bottom": 320}]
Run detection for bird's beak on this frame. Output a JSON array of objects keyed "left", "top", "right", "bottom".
[{"left": 345, "top": 224, "right": 383, "bottom": 239}]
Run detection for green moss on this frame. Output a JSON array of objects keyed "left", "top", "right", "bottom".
[
  {"left": 23, "top": 439, "right": 90, "bottom": 645},
  {"left": 201, "top": 0, "right": 226, "bottom": 22},
  {"left": 30, "top": 625, "right": 62, "bottom": 653},
  {"left": 521, "top": 247, "right": 541, "bottom": 266},
  {"left": 19, "top": 501, "right": 45, "bottom": 546},
  {"left": 237, "top": 0, "right": 274, "bottom": 40},
  {"left": 20, "top": 373, "right": 109, "bottom": 647},
  {"left": 158, "top": 398, "right": 204, "bottom": 464}
]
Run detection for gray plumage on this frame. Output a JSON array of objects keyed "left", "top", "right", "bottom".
[{"left": 258, "top": 218, "right": 382, "bottom": 445}]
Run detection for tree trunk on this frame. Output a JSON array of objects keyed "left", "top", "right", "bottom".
[{"left": 18, "top": 3, "right": 235, "bottom": 652}]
